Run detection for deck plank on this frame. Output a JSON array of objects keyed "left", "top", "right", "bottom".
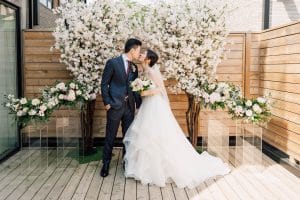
[
  {"left": 72, "top": 160, "right": 100, "bottom": 200},
  {"left": 111, "top": 151, "right": 126, "bottom": 200},
  {"left": 30, "top": 158, "right": 74, "bottom": 200},
  {"left": 196, "top": 182, "right": 216, "bottom": 200},
  {"left": 0, "top": 150, "right": 41, "bottom": 192},
  {"left": 170, "top": 183, "right": 188, "bottom": 200},
  {"left": 240, "top": 146, "right": 290, "bottom": 199},
  {"left": 84, "top": 161, "right": 104, "bottom": 200},
  {"left": 58, "top": 162, "right": 89, "bottom": 199},
  {"left": 4, "top": 150, "right": 57, "bottom": 200},
  {"left": 261, "top": 154, "right": 300, "bottom": 198},
  {"left": 19, "top": 150, "right": 71, "bottom": 200},
  {"left": 229, "top": 148, "right": 275, "bottom": 200},
  {"left": 97, "top": 149, "right": 120, "bottom": 200},
  {"left": 149, "top": 185, "right": 162, "bottom": 200},
  {"left": 45, "top": 160, "right": 78, "bottom": 200},
  {"left": 185, "top": 187, "right": 200, "bottom": 200},
  {"left": 137, "top": 183, "right": 150, "bottom": 200},
  {"left": 213, "top": 176, "right": 240, "bottom": 200},
  {"left": 0, "top": 150, "right": 34, "bottom": 174},
  {"left": 161, "top": 183, "right": 175, "bottom": 200},
  {"left": 204, "top": 179, "right": 228, "bottom": 200},
  {"left": 124, "top": 178, "right": 137, "bottom": 200},
  {"left": 0, "top": 150, "right": 36, "bottom": 181}
]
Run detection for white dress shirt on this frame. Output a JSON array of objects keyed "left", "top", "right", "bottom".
[{"left": 122, "top": 54, "right": 130, "bottom": 73}]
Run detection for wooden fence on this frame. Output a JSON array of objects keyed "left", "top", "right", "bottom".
[{"left": 258, "top": 21, "right": 300, "bottom": 161}]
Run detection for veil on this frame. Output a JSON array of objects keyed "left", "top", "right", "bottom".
[{"left": 149, "top": 65, "right": 170, "bottom": 103}]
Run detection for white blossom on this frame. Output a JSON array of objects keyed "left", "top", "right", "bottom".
[
  {"left": 253, "top": 104, "right": 262, "bottom": 114},
  {"left": 20, "top": 98, "right": 27, "bottom": 105},
  {"left": 257, "top": 97, "right": 267, "bottom": 104},
  {"left": 32, "top": 99, "right": 41, "bottom": 106},
  {"left": 39, "top": 105, "right": 47, "bottom": 112},
  {"left": 245, "top": 109, "right": 253, "bottom": 117},
  {"left": 28, "top": 110, "right": 37, "bottom": 116},
  {"left": 245, "top": 100, "right": 252, "bottom": 107}
]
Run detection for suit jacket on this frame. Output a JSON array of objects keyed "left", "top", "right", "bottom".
[{"left": 101, "top": 55, "right": 142, "bottom": 112}]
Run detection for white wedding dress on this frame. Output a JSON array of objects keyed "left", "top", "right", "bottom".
[{"left": 123, "top": 65, "right": 230, "bottom": 189}]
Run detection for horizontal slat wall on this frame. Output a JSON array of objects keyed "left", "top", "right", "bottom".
[
  {"left": 249, "top": 33, "right": 261, "bottom": 98},
  {"left": 23, "top": 30, "right": 246, "bottom": 138},
  {"left": 259, "top": 21, "right": 300, "bottom": 161}
]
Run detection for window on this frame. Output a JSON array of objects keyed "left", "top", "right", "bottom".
[
  {"left": 0, "top": 0, "right": 21, "bottom": 160},
  {"left": 40, "top": 0, "right": 52, "bottom": 9}
]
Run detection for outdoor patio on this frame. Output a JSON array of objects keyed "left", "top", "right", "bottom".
[{"left": 1, "top": 0, "right": 300, "bottom": 199}]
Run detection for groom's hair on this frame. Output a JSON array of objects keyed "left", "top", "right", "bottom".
[
  {"left": 125, "top": 38, "right": 142, "bottom": 53},
  {"left": 146, "top": 49, "right": 159, "bottom": 67}
]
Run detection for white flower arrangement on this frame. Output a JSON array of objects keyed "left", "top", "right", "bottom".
[
  {"left": 3, "top": 80, "right": 89, "bottom": 127},
  {"left": 227, "top": 96, "right": 271, "bottom": 123}
]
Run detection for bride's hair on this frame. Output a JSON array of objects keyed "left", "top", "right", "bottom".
[{"left": 146, "top": 49, "right": 158, "bottom": 67}]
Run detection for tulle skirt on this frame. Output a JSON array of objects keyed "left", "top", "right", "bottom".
[{"left": 123, "top": 94, "right": 230, "bottom": 189}]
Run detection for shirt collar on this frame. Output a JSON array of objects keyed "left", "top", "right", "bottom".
[{"left": 122, "top": 54, "right": 130, "bottom": 62}]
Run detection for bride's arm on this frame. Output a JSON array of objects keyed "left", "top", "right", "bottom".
[{"left": 140, "top": 88, "right": 161, "bottom": 96}]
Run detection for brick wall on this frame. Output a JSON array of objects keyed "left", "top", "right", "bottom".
[
  {"left": 33, "top": 3, "right": 57, "bottom": 29},
  {"left": 270, "top": 0, "right": 300, "bottom": 27}
]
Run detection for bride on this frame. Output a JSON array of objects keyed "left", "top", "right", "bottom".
[{"left": 123, "top": 49, "right": 230, "bottom": 189}]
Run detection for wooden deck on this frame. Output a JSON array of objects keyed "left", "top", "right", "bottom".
[{"left": 0, "top": 147, "right": 299, "bottom": 200}]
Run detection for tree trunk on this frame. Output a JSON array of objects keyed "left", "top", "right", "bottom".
[
  {"left": 80, "top": 99, "right": 96, "bottom": 155},
  {"left": 185, "top": 93, "right": 201, "bottom": 147}
]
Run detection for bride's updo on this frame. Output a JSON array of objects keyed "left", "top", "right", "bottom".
[{"left": 146, "top": 49, "right": 159, "bottom": 67}]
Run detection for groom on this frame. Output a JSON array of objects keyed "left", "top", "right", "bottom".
[{"left": 100, "top": 38, "right": 142, "bottom": 177}]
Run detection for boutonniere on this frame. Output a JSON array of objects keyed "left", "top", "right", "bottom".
[{"left": 131, "top": 64, "right": 137, "bottom": 73}]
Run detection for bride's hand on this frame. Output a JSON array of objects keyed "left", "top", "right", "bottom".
[{"left": 141, "top": 90, "right": 149, "bottom": 96}]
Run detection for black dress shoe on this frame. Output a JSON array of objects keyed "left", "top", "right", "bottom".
[{"left": 100, "top": 163, "right": 109, "bottom": 177}]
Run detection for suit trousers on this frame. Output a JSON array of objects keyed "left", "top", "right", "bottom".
[{"left": 102, "top": 100, "right": 134, "bottom": 165}]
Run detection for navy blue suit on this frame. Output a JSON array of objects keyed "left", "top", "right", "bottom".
[{"left": 101, "top": 55, "right": 142, "bottom": 165}]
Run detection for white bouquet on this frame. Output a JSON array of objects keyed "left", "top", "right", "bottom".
[{"left": 130, "top": 77, "right": 153, "bottom": 94}]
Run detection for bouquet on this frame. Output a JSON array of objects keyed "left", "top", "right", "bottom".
[
  {"left": 130, "top": 76, "right": 153, "bottom": 94},
  {"left": 227, "top": 96, "right": 271, "bottom": 124}
]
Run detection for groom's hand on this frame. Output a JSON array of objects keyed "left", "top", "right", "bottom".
[{"left": 105, "top": 104, "right": 111, "bottom": 111}]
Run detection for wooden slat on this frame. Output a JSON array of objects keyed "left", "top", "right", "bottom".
[
  {"left": 97, "top": 149, "right": 120, "bottom": 200},
  {"left": 261, "top": 64, "right": 300, "bottom": 73},
  {"left": 260, "top": 32, "right": 300, "bottom": 48},
  {"left": 20, "top": 151, "right": 72, "bottom": 200},
  {"left": 260, "top": 54, "right": 300, "bottom": 65},
  {"left": 84, "top": 161, "right": 104, "bottom": 200},
  {"left": 111, "top": 151, "right": 126, "bottom": 200},
  {"left": 244, "top": 33, "right": 251, "bottom": 98},
  {"left": 0, "top": 150, "right": 55, "bottom": 200},
  {"left": 44, "top": 160, "right": 79, "bottom": 200},
  {"left": 260, "top": 44, "right": 300, "bottom": 56},
  {"left": 260, "top": 81, "right": 300, "bottom": 94},
  {"left": 261, "top": 22, "right": 300, "bottom": 41},
  {"left": 72, "top": 161, "right": 100, "bottom": 200}
]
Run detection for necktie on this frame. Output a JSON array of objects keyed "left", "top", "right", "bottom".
[{"left": 127, "top": 61, "right": 131, "bottom": 76}]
